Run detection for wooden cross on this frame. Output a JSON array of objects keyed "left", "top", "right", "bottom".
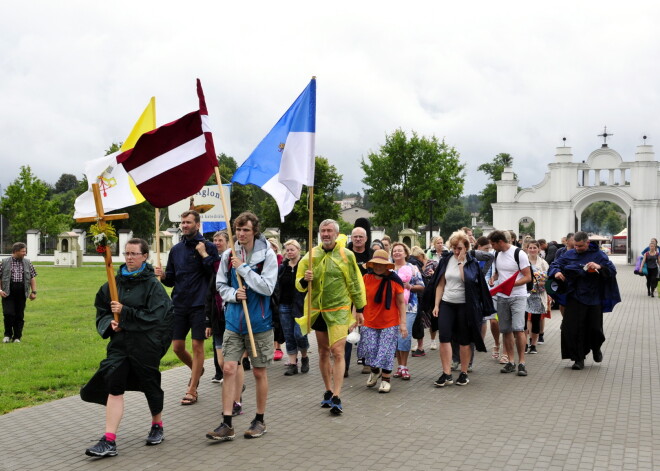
[{"left": 75, "top": 183, "right": 129, "bottom": 322}]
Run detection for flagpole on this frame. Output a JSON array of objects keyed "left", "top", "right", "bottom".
[
  {"left": 154, "top": 208, "right": 162, "bottom": 269},
  {"left": 307, "top": 186, "right": 314, "bottom": 333},
  {"left": 214, "top": 166, "right": 257, "bottom": 357}
]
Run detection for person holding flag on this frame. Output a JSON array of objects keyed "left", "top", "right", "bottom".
[
  {"left": 207, "top": 211, "right": 278, "bottom": 441},
  {"left": 296, "top": 219, "right": 366, "bottom": 415},
  {"left": 488, "top": 230, "right": 533, "bottom": 376}
]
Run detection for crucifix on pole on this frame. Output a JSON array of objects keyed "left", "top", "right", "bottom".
[{"left": 75, "top": 183, "right": 129, "bottom": 322}]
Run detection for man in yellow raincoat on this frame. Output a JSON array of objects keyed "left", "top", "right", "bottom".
[{"left": 296, "top": 219, "right": 366, "bottom": 415}]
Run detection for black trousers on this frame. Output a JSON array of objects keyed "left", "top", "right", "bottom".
[
  {"left": 3, "top": 282, "right": 27, "bottom": 340},
  {"left": 645, "top": 267, "right": 658, "bottom": 294},
  {"left": 561, "top": 298, "right": 605, "bottom": 361}
]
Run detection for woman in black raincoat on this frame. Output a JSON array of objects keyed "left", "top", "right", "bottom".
[
  {"left": 81, "top": 238, "right": 173, "bottom": 458},
  {"left": 428, "top": 231, "right": 495, "bottom": 388}
]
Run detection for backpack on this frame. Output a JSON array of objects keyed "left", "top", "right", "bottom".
[{"left": 494, "top": 248, "right": 534, "bottom": 291}]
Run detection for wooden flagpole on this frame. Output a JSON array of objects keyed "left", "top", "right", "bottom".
[
  {"left": 154, "top": 208, "right": 161, "bottom": 269},
  {"left": 307, "top": 186, "right": 314, "bottom": 332},
  {"left": 214, "top": 167, "right": 257, "bottom": 357},
  {"left": 75, "top": 183, "right": 129, "bottom": 322}
]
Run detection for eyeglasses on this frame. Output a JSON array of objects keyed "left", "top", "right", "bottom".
[{"left": 123, "top": 252, "right": 145, "bottom": 257}]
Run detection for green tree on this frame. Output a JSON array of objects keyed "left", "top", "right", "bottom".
[
  {"left": 361, "top": 129, "right": 465, "bottom": 229},
  {"left": 54, "top": 174, "right": 80, "bottom": 194},
  {"left": 439, "top": 203, "right": 471, "bottom": 240},
  {"left": 478, "top": 153, "right": 515, "bottom": 224},
  {"left": 603, "top": 212, "right": 624, "bottom": 235},
  {"left": 0, "top": 166, "right": 69, "bottom": 240},
  {"left": 581, "top": 201, "right": 625, "bottom": 234}
]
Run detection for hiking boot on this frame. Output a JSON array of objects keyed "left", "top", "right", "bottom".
[
  {"left": 538, "top": 334, "right": 544, "bottom": 344},
  {"left": 528, "top": 345, "right": 538, "bottom": 354},
  {"left": 85, "top": 436, "right": 117, "bottom": 457},
  {"left": 517, "top": 363, "right": 528, "bottom": 376},
  {"left": 330, "top": 396, "right": 343, "bottom": 415},
  {"left": 572, "top": 360, "right": 584, "bottom": 370},
  {"left": 593, "top": 349, "right": 603, "bottom": 363},
  {"left": 300, "top": 356, "right": 310, "bottom": 373},
  {"left": 244, "top": 419, "right": 267, "bottom": 438},
  {"left": 321, "top": 390, "right": 333, "bottom": 408},
  {"left": 378, "top": 380, "right": 391, "bottom": 393},
  {"left": 411, "top": 349, "right": 426, "bottom": 357},
  {"left": 434, "top": 373, "right": 453, "bottom": 387},
  {"left": 206, "top": 422, "right": 235, "bottom": 441},
  {"left": 232, "top": 401, "right": 243, "bottom": 416},
  {"left": 145, "top": 424, "right": 164, "bottom": 445},
  {"left": 366, "top": 370, "right": 381, "bottom": 387},
  {"left": 284, "top": 364, "right": 298, "bottom": 376},
  {"left": 500, "top": 362, "right": 516, "bottom": 374},
  {"left": 456, "top": 372, "right": 469, "bottom": 386}
]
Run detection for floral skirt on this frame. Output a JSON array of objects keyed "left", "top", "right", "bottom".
[{"left": 357, "top": 325, "right": 399, "bottom": 371}]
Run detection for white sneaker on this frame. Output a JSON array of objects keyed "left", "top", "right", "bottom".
[
  {"left": 366, "top": 371, "right": 381, "bottom": 388},
  {"left": 2, "top": 337, "right": 10, "bottom": 343},
  {"left": 13, "top": 339, "right": 20, "bottom": 343},
  {"left": 430, "top": 340, "right": 438, "bottom": 350},
  {"left": 378, "top": 380, "right": 391, "bottom": 393}
]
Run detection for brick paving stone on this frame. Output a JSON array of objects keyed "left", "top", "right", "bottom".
[{"left": 0, "top": 260, "right": 659, "bottom": 470}]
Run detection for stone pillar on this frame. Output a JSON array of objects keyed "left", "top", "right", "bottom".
[{"left": 26, "top": 229, "right": 40, "bottom": 257}]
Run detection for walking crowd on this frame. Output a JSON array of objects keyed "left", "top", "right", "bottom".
[{"left": 63, "top": 209, "right": 630, "bottom": 458}]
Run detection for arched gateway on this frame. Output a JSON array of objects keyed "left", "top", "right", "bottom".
[{"left": 492, "top": 142, "right": 660, "bottom": 262}]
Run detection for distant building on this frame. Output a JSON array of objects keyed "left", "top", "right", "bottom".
[
  {"left": 335, "top": 197, "right": 359, "bottom": 210},
  {"left": 340, "top": 206, "right": 374, "bottom": 225}
]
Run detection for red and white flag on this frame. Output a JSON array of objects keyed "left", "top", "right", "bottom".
[
  {"left": 118, "top": 79, "right": 217, "bottom": 208},
  {"left": 489, "top": 271, "right": 520, "bottom": 297}
]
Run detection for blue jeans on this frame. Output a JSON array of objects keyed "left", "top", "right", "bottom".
[
  {"left": 396, "top": 311, "right": 417, "bottom": 352},
  {"left": 279, "top": 304, "right": 309, "bottom": 355}
]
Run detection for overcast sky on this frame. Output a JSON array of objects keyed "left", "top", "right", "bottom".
[{"left": 2, "top": 1, "right": 660, "bottom": 200}]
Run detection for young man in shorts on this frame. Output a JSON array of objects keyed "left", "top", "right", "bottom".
[{"left": 207, "top": 211, "right": 278, "bottom": 441}]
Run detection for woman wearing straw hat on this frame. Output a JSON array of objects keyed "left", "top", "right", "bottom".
[{"left": 355, "top": 249, "right": 408, "bottom": 393}]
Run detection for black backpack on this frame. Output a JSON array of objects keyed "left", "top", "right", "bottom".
[{"left": 494, "top": 248, "right": 533, "bottom": 291}]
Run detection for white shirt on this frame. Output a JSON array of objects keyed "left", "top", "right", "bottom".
[
  {"left": 442, "top": 256, "right": 466, "bottom": 303},
  {"left": 494, "top": 245, "right": 530, "bottom": 298}
]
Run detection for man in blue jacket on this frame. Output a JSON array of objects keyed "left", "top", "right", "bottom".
[
  {"left": 207, "top": 211, "right": 277, "bottom": 441},
  {"left": 155, "top": 210, "right": 218, "bottom": 405},
  {"left": 548, "top": 231, "right": 620, "bottom": 370}
]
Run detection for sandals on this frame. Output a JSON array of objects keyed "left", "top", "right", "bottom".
[
  {"left": 492, "top": 346, "right": 500, "bottom": 359},
  {"left": 499, "top": 354, "right": 509, "bottom": 365},
  {"left": 187, "top": 367, "right": 205, "bottom": 388},
  {"left": 400, "top": 367, "right": 411, "bottom": 380},
  {"left": 181, "top": 392, "right": 198, "bottom": 405}
]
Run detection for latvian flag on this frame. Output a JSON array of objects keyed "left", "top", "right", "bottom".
[{"left": 119, "top": 79, "right": 217, "bottom": 208}]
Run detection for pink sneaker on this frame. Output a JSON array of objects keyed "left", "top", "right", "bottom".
[{"left": 274, "top": 349, "right": 283, "bottom": 361}]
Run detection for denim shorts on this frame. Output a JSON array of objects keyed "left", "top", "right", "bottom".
[{"left": 497, "top": 296, "right": 527, "bottom": 333}]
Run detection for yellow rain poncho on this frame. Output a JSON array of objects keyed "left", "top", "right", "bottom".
[{"left": 296, "top": 236, "right": 366, "bottom": 346}]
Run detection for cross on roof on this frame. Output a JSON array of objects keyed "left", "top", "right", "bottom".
[{"left": 598, "top": 126, "right": 613, "bottom": 147}]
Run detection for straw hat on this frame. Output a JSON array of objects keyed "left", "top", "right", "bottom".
[{"left": 366, "top": 249, "right": 394, "bottom": 270}]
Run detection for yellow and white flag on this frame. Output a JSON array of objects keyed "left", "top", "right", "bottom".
[{"left": 73, "top": 98, "right": 156, "bottom": 218}]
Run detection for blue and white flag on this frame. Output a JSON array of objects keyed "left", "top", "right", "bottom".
[{"left": 232, "top": 78, "right": 316, "bottom": 221}]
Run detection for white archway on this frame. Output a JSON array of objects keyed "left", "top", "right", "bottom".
[{"left": 492, "top": 142, "right": 660, "bottom": 262}]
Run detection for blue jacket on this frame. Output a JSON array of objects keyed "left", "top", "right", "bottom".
[
  {"left": 162, "top": 232, "right": 219, "bottom": 308},
  {"left": 548, "top": 242, "right": 621, "bottom": 312},
  {"left": 216, "top": 236, "right": 278, "bottom": 335}
]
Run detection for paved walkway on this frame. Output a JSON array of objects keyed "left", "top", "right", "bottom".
[{"left": 1, "top": 262, "right": 658, "bottom": 470}]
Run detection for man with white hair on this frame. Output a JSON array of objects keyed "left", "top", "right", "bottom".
[{"left": 296, "top": 219, "right": 366, "bottom": 415}]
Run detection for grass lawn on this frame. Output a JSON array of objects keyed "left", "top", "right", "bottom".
[{"left": 0, "top": 265, "right": 214, "bottom": 415}]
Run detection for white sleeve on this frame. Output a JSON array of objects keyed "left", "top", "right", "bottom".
[
  {"left": 216, "top": 250, "right": 237, "bottom": 303},
  {"left": 518, "top": 250, "right": 531, "bottom": 270}
]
